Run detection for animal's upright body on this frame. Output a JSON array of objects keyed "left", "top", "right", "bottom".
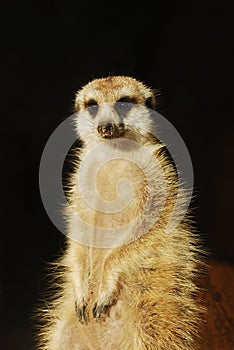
[{"left": 38, "top": 76, "right": 203, "bottom": 349}]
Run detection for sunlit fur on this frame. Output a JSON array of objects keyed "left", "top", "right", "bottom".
[{"left": 36, "top": 76, "right": 205, "bottom": 350}]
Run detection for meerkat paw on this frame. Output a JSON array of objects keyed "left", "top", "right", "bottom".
[
  {"left": 92, "top": 301, "right": 111, "bottom": 321},
  {"left": 92, "top": 290, "right": 118, "bottom": 322},
  {"left": 75, "top": 298, "right": 89, "bottom": 324}
]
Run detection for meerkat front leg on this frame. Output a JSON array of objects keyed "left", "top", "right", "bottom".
[
  {"left": 68, "top": 243, "right": 90, "bottom": 323},
  {"left": 92, "top": 240, "right": 145, "bottom": 321},
  {"left": 92, "top": 264, "right": 121, "bottom": 321},
  {"left": 73, "top": 267, "right": 89, "bottom": 324}
]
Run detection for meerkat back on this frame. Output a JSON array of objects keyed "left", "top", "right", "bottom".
[{"left": 37, "top": 76, "right": 204, "bottom": 350}]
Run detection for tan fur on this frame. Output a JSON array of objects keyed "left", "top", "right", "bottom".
[{"left": 36, "top": 76, "right": 204, "bottom": 349}]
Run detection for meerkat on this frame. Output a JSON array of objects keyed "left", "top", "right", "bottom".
[{"left": 37, "top": 76, "right": 204, "bottom": 350}]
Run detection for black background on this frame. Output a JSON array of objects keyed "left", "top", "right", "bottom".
[{"left": 0, "top": 2, "right": 233, "bottom": 349}]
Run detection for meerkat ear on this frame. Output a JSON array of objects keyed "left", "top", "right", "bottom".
[
  {"left": 145, "top": 95, "right": 156, "bottom": 110},
  {"left": 74, "top": 95, "right": 80, "bottom": 112},
  {"left": 75, "top": 104, "right": 80, "bottom": 112}
]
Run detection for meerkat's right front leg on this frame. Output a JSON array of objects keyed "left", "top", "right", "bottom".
[
  {"left": 73, "top": 267, "right": 89, "bottom": 324},
  {"left": 68, "top": 244, "right": 90, "bottom": 324}
]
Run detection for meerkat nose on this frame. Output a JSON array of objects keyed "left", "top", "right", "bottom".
[
  {"left": 97, "top": 123, "right": 115, "bottom": 139},
  {"left": 97, "top": 123, "right": 114, "bottom": 136},
  {"left": 97, "top": 123, "right": 125, "bottom": 138}
]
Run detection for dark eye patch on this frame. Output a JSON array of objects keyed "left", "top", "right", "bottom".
[
  {"left": 114, "top": 96, "right": 137, "bottom": 117},
  {"left": 85, "top": 99, "right": 98, "bottom": 117}
]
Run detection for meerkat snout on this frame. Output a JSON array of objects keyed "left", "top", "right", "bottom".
[
  {"left": 97, "top": 122, "right": 125, "bottom": 138},
  {"left": 92, "top": 103, "right": 126, "bottom": 139}
]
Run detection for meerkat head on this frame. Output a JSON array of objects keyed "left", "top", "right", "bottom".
[{"left": 74, "top": 76, "right": 156, "bottom": 145}]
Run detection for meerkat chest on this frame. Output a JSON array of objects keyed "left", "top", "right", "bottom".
[
  {"left": 77, "top": 144, "right": 149, "bottom": 216},
  {"left": 69, "top": 142, "right": 164, "bottom": 246}
]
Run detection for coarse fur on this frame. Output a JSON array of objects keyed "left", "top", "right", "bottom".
[{"left": 36, "top": 76, "right": 205, "bottom": 349}]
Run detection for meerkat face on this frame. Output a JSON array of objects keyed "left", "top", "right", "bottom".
[{"left": 74, "top": 76, "right": 156, "bottom": 145}]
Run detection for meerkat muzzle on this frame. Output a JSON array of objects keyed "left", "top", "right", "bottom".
[{"left": 97, "top": 122, "right": 125, "bottom": 139}]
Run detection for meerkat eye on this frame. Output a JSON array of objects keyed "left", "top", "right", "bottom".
[
  {"left": 114, "top": 96, "right": 137, "bottom": 117},
  {"left": 117, "top": 96, "right": 137, "bottom": 104},
  {"left": 85, "top": 99, "right": 99, "bottom": 117}
]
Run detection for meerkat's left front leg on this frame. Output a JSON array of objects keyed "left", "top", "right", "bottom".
[
  {"left": 92, "top": 241, "right": 144, "bottom": 321},
  {"left": 92, "top": 262, "right": 121, "bottom": 321}
]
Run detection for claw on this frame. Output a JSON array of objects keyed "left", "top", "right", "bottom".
[
  {"left": 75, "top": 301, "right": 88, "bottom": 324},
  {"left": 92, "top": 302, "right": 110, "bottom": 322},
  {"left": 92, "top": 302, "right": 98, "bottom": 319}
]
